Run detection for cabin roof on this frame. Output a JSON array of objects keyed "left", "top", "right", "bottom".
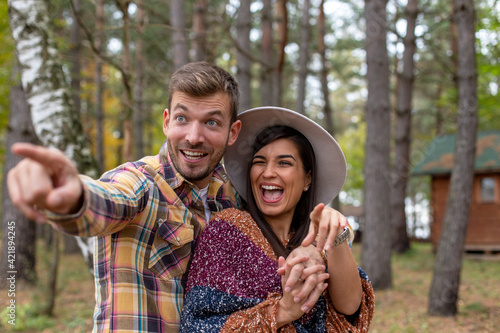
[{"left": 412, "top": 130, "right": 500, "bottom": 175}]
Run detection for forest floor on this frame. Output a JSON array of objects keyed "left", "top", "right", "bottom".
[{"left": 1, "top": 242, "right": 499, "bottom": 332}]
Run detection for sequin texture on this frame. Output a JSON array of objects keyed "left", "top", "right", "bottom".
[{"left": 181, "top": 208, "right": 375, "bottom": 332}]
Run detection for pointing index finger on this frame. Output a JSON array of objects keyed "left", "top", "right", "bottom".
[{"left": 12, "top": 143, "right": 66, "bottom": 169}]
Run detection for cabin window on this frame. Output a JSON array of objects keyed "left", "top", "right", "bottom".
[{"left": 480, "top": 177, "right": 495, "bottom": 203}]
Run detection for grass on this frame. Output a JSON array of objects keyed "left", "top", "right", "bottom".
[
  {"left": 1, "top": 242, "right": 499, "bottom": 332},
  {"left": 355, "top": 242, "right": 500, "bottom": 333}
]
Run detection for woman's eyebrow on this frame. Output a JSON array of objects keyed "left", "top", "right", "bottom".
[{"left": 277, "top": 154, "right": 296, "bottom": 160}]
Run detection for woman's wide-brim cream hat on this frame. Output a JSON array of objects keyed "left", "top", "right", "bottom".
[{"left": 224, "top": 106, "right": 347, "bottom": 205}]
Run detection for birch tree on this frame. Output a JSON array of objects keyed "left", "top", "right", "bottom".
[
  {"left": 8, "top": 0, "right": 98, "bottom": 273},
  {"left": 8, "top": 0, "right": 98, "bottom": 177}
]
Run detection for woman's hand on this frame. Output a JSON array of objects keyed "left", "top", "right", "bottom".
[
  {"left": 276, "top": 254, "right": 328, "bottom": 327},
  {"left": 301, "top": 203, "right": 349, "bottom": 252}
]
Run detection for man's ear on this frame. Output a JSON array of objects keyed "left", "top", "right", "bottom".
[
  {"left": 227, "top": 120, "right": 242, "bottom": 147},
  {"left": 162, "top": 109, "right": 169, "bottom": 136}
]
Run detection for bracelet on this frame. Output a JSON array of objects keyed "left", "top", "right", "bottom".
[{"left": 331, "top": 227, "right": 350, "bottom": 247}]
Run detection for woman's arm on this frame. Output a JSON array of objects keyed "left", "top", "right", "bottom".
[{"left": 302, "top": 204, "right": 363, "bottom": 315}]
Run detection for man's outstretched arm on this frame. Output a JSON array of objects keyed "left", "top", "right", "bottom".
[{"left": 8, "top": 142, "right": 83, "bottom": 223}]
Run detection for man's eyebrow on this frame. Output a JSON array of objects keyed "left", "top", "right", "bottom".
[
  {"left": 172, "top": 104, "right": 224, "bottom": 117},
  {"left": 206, "top": 110, "right": 224, "bottom": 117},
  {"left": 172, "top": 103, "right": 188, "bottom": 112}
]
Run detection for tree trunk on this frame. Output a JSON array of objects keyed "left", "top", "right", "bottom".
[
  {"left": 193, "top": 0, "right": 208, "bottom": 61},
  {"left": 361, "top": 0, "right": 393, "bottom": 290},
  {"left": 171, "top": 0, "right": 189, "bottom": 69},
  {"left": 428, "top": 0, "right": 477, "bottom": 316},
  {"left": 318, "top": 0, "right": 339, "bottom": 210},
  {"left": 8, "top": 0, "right": 98, "bottom": 178},
  {"left": 95, "top": 0, "right": 105, "bottom": 173},
  {"left": 273, "top": 0, "right": 288, "bottom": 106},
  {"left": 42, "top": 231, "right": 61, "bottom": 316},
  {"left": 296, "top": 0, "right": 310, "bottom": 115},
  {"left": 134, "top": 0, "right": 146, "bottom": 160},
  {"left": 65, "top": 0, "right": 85, "bottom": 255},
  {"left": 117, "top": 0, "right": 134, "bottom": 162},
  {"left": 236, "top": 0, "right": 252, "bottom": 111},
  {"left": 0, "top": 74, "right": 38, "bottom": 287},
  {"left": 260, "top": 0, "right": 274, "bottom": 106},
  {"left": 70, "top": 0, "right": 82, "bottom": 119},
  {"left": 8, "top": 0, "right": 99, "bottom": 276},
  {"left": 390, "top": 0, "right": 418, "bottom": 254}
]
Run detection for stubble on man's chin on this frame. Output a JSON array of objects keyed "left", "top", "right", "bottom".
[{"left": 167, "top": 145, "right": 215, "bottom": 183}]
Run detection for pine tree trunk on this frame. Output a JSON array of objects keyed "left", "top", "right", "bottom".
[
  {"left": 193, "top": 0, "right": 208, "bottom": 61},
  {"left": 134, "top": 0, "right": 146, "bottom": 159},
  {"left": 0, "top": 76, "right": 38, "bottom": 287},
  {"left": 296, "top": 0, "right": 310, "bottom": 115},
  {"left": 260, "top": 0, "right": 274, "bottom": 106},
  {"left": 361, "top": 0, "right": 393, "bottom": 290},
  {"left": 117, "top": 0, "right": 134, "bottom": 162},
  {"left": 390, "top": 0, "right": 418, "bottom": 253},
  {"left": 428, "top": 0, "right": 477, "bottom": 316},
  {"left": 95, "top": 0, "right": 105, "bottom": 173},
  {"left": 70, "top": 0, "right": 82, "bottom": 119},
  {"left": 236, "top": 0, "right": 252, "bottom": 111},
  {"left": 273, "top": 0, "right": 288, "bottom": 106},
  {"left": 318, "top": 0, "right": 339, "bottom": 209},
  {"left": 171, "top": 0, "right": 188, "bottom": 69}
]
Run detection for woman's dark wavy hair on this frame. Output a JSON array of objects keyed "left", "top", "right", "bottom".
[{"left": 244, "top": 125, "right": 317, "bottom": 258}]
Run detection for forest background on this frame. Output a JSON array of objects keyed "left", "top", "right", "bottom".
[{"left": 0, "top": 0, "right": 498, "bottom": 331}]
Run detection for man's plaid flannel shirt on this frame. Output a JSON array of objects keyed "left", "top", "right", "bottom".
[{"left": 46, "top": 142, "right": 242, "bottom": 332}]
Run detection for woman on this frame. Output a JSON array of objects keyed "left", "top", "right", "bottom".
[{"left": 181, "top": 107, "right": 374, "bottom": 332}]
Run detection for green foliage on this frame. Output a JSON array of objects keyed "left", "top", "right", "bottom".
[
  {"left": 338, "top": 121, "right": 366, "bottom": 202},
  {"left": 0, "top": 302, "right": 57, "bottom": 332},
  {"left": 0, "top": 0, "right": 15, "bottom": 156},
  {"left": 476, "top": 0, "right": 500, "bottom": 130}
]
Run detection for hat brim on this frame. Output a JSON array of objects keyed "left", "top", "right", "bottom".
[{"left": 224, "top": 106, "right": 346, "bottom": 205}]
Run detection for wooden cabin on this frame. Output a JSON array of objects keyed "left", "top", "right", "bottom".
[{"left": 412, "top": 130, "right": 500, "bottom": 256}]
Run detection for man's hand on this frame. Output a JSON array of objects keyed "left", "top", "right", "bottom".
[{"left": 7, "top": 143, "right": 83, "bottom": 223}]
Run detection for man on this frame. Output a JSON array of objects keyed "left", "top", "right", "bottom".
[
  {"left": 8, "top": 62, "right": 242, "bottom": 332},
  {"left": 9, "top": 62, "right": 333, "bottom": 332}
]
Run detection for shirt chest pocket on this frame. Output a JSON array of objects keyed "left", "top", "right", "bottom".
[{"left": 147, "top": 219, "right": 194, "bottom": 280}]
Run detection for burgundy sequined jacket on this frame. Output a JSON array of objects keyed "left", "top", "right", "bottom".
[{"left": 181, "top": 208, "right": 375, "bottom": 332}]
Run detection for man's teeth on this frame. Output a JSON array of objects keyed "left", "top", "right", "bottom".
[
  {"left": 184, "top": 151, "right": 205, "bottom": 160},
  {"left": 261, "top": 185, "right": 283, "bottom": 190}
]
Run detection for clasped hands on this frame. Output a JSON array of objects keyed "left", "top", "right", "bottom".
[{"left": 276, "top": 203, "right": 349, "bottom": 326}]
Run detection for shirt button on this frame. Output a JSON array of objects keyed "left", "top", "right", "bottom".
[{"left": 176, "top": 236, "right": 181, "bottom": 242}]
